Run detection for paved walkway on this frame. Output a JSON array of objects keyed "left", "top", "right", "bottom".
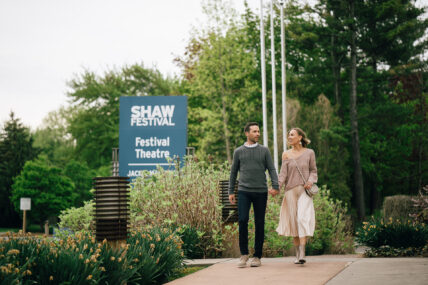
[{"left": 166, "top": 255, "right": 428, "bottom": 285}]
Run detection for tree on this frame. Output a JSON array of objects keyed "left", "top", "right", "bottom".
[
  {"left": 10, "top": 156, "right": 75, "bottom": 230},
  {"left": 67, "top": 63, "right": 177, "bottom": 169},
  {"left": 348, "top": 0, "right": 365, "bottom": 220},
  {"left": 33, "top": 106, "right": 76, "bottom": 168},
  {"left": 177, "top": 0, "right": 259, "bottom": 163},
  {"left": 0, "top": 112, "right": 39, "bottom": 227},
  {"left": 63, "top": 160, "right": 95, "bottom": 207}
]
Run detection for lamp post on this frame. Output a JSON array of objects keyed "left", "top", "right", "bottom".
[
  {"left": 260, "top": 0, "right": 268, "bottom": 147},
  {"left": 270, "top": 1, "right": 279, "bottom": 171},
  {"left": 279, "top": 0, "right": 287, "bottom": 151}
]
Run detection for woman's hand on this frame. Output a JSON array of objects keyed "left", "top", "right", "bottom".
[{"left": 304, "top": 182, "right": 313, "bottom": 190}]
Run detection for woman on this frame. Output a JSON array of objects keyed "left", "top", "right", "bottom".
[{"left": 276, "top": 128, "right": 317, "bottom": 264}]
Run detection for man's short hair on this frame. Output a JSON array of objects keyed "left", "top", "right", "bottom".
[{"left": 244, "top": 122, "right": 259, "bottom": 133}]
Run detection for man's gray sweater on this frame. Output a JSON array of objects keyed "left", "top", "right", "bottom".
[{"left": 229, "top": 144, "right": 279, "bottom": 194}]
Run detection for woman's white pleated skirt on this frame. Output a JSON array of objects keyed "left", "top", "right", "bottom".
[{"left": 276, "top": 185, "right": 315, "bottom": 237}]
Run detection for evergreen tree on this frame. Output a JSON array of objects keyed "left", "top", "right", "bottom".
[{"left": 0, "top": 112, "right": 39, "bottom": 227}]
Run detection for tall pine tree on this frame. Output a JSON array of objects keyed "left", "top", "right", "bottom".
[{"left": 0, "top": 112, "right": 39, "bottom": 227}]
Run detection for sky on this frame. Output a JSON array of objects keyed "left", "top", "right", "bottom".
[{"left": 0, "top": 0, "right": 260, "bottom": 130}]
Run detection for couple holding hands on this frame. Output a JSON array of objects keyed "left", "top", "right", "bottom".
[{"left": 228, "top": 122, "right": 317, "bottom": 268}]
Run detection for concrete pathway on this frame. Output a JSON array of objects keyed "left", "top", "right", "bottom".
[
  {"left": 167, "top": 255, "right": 428, "bottom": 285},
  {"left": 327, "top": 257, "right": 428, "bottom": 285}
]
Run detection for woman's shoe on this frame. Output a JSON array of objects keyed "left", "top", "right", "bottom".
[
  {"left": 294, "top": 246, "right": 301, "bottom": 264},
  {"left": 298, "top": 245, "right": 306, "bottom": 264}
]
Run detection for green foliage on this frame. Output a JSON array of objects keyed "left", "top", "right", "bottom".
[
  {"left": 173, "top": 225, "right": 204, "bottom": 259},
  {"left": 10, "top": 156, "right": 75, "bottom": 227},
  {"left": 356, "top": 217, "right": 428, "bottom": 249},
  {"left": 58, "top": 200, "right": 95, "bottom": 233},
  {"left": 0, "top": 112, "right": 39, "bottom": 227},
  {"left": 127, "top": 226, "right": 184, "bottom": 284},
  {"left": 64, "top": 160, "right": 95, "bottom": 207},
  {"left": 383, "top": 195, "right": 416, "bottom": 221},
  {"left": 0, "top": 227, "right": 184, "bottom": 285},
  {"left": 364, "top": 245, "right": 428, "bottom": 258},
  {"left": 33, "top": 107, "right": 76, "bottom": 168},
  {"left": 180, "top": 13, "right": 260, "bottom": 162},
  {"left": 130, "top": 158, "right": 235, "bottom": 257}
]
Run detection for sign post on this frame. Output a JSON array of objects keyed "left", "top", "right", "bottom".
[
  {"left": 119, "top": 96, "right": 187, "bottom": 178},
  {"left": 20, "top": 198, "right": 31, "bottom": 233}
]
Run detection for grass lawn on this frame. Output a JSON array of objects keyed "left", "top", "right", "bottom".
[
  {"left": 0, "top": 227, "right": 19, "bottom": 233},
  {"left": 0, "top": 224, "right": 54, "bottom": 234}
]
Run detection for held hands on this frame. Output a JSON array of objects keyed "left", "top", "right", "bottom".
[
  {"left": 229, "top": 194, "right": 236, "bottom": 205},
  {"left": 269, "top": 189, "right": 279, "bottom": 197}
]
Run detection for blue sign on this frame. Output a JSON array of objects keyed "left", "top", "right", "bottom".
[{"left": 119, "top": 96, "right": 187, "bottom": 178}]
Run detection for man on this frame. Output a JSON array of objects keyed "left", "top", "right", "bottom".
[{"left": 229, "top": 122, "right": 279, "bottom": 268}]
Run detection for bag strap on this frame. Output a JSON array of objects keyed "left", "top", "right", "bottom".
[{"left": 292, "top": 159, "right": 307, "bottom": 184}]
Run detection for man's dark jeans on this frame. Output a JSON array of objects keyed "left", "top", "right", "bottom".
[{"left": 238, "top": 191, "right": 268, "bottom": 258}]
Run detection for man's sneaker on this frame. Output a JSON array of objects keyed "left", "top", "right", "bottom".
[
  {"left": 237, "top": 255, "right": 249, "bottom": 268},
  {"left": 250, "top": 257, "right": 261, "bottom": 267}
]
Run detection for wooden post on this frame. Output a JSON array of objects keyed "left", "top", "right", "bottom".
[
  {"left": 22, "top": 210, "right": 26, "bottom": 233},
  {"left": 44, "top": 220, "right": 49, "bottom": 236}
]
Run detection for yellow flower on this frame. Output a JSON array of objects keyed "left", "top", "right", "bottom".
[
  {"left": 49, "top": 276, "right": 54, "bottom": 281},
  {"left": 7, "top": 249, "right": 20, "bottom": 255},
  {"left": 110, "top": 256, "right": 115, "bottom": 261},
  {"left": 86, "top": 275, "right": 93, "bottom": 280},
  {"left": 100, "top": 267, "right": 106, "bottom": 272},
  {"left": 79, "top": 254, "right": 84, "bottom": 260},
  {"left": 24, "top": 270, "right": 32, "bottom": 276},
  {"left": 85, "top": 259, "right": 90, "bottom": 264},
  {"left": 117, "top": 257, "right": 122, "bottom": 262},
  {"left": 150, "top": 243, "right": 155, "bottom": 249},
  {"left": 83, "top": 244, "right": 88, "bottom": 250}
]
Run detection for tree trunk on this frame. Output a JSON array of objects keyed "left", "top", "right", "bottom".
[
  {"left": 330, "top": 10, "right": 343, "bottom": 121},
  {"left": 349, "top": 0, "right": 365, "bottom": 221},
  {"left": 370, "top": 58, "right": 378, "bottom": 213}
]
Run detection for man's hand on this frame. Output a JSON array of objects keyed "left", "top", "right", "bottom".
[
  {"left": 229, "top": 194, "right": 236, "bottom": 205},
  {"left": 269, "top": 189, "right": 279, "bottom": 197}
]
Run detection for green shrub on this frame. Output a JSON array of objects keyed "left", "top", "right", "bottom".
[
  {"left": 356, "top": 217, "right": 428, "bottom": 249},
  {"left": 58, "top": 200, "right": 94, "bottom": 233},
  {"left": 130, "top": 158, "right": 237, "bottom": 257},
  {"left": 383, "top": 195, "right": 416, "bottom": 221}
]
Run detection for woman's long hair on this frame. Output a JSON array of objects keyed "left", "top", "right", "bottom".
[{"left": 289, "top": 127, "right": 311, "bottom": 147}]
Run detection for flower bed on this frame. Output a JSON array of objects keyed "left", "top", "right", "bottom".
[
  {"left": 0, "top": 226, "right": 184, "bottom": 284},
  {"left": 356, "top": 217, "right": 428, "bottom": 257}
]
